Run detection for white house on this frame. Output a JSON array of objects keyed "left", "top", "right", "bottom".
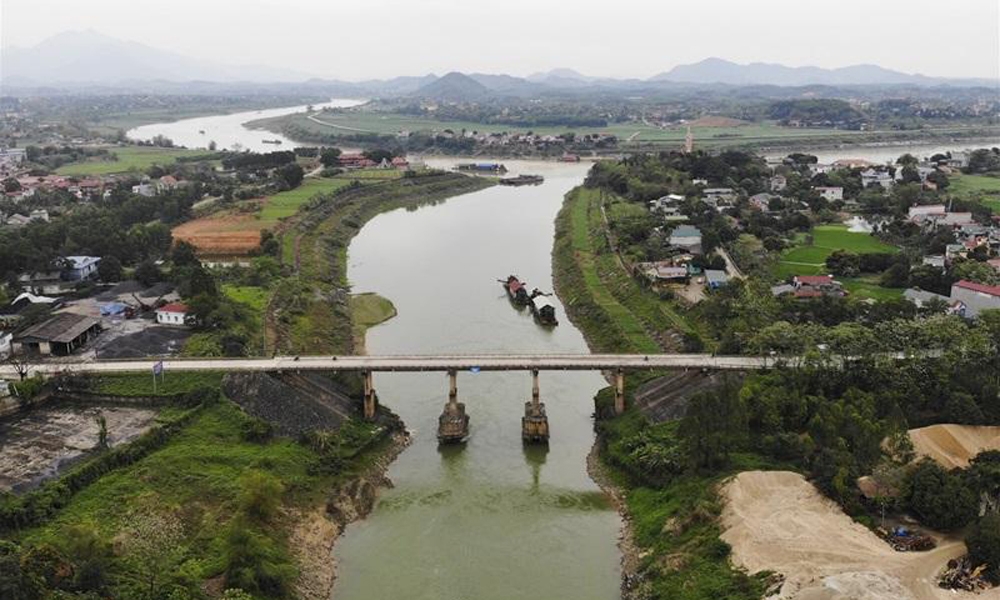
[
  {"left": 814, "top": 186, "right": 843, "bottom": 201},
  {"left": 155, "top": 303, "right": 189, "bottom": 326},
  {"left": 132, "top": 183, "right": 156, "bottom": 197},
  {"left": 668, "top": 225, "right": 703, "bottom": 254},
  {"left": 649, "top": 194, "right": 684, "bottom": 211},
  {"left": 861, "top": 169, "right": 894, "bottom": 189}
]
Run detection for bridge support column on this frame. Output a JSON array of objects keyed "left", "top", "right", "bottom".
[
  {"left": 362, "top": 370, "right": 377, "bottom": 421},
  {"left": 522, "top": 369, "right": 549, "bottom": 443},
  {"left": 438, "top": 370, "right": 469, "bottom": 443},
  {"left": 614, "top": 369, "right": 626, "bottom": 415}
]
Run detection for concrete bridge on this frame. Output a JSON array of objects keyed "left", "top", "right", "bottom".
[{"left": 0, "top": 353, "right": 800, "bottom": 443}]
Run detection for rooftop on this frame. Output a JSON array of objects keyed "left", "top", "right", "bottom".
[
  {"left": 953, "top": 280, "right": 1000, "bottom": 298},
  {"left": 15, "top": 313, "right": 101, "bottom": 344}
]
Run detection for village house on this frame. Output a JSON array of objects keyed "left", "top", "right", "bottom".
[
  {"left": 158, "top": 175, "right": 180, "bottom": 192},
  {"left": 12, "top": 313, "right": 102, "bottom": 356},
  {"left": 814, "top": 186, "right": 844, "bottom": 201},
  {"left": 649, "top": 194, "right": 684, "bottom": 212},
  {"left": 132, "top": 182, "right": 156, "bottom": 197},
  {"left": 155, "top": 302, "right": 190, "bottom": 326},
  {"left": 908, "top": 204, "right": 946, "bottom": 222},
  {"left": 636, "top": 261, "right": 688, "bottom": 283},
  {"left": 749, "top": 193, "right": 777, "bottom": 212},
  {"left": 668, "top": 225, "right": 703, "bottom": 255},
  {"left": 769, "top": 175, "right": 787, "bottom": 192},
  {"left": 922, "top": 255, "right": 946, "bottom": 269},
  {"left": 950, "top": 280, "right": 1000, "bottom": 318},
  {"left": 903, "top": 288, "right": 952, "bottom": 310},
  {"left": 63, "top": 256, "right": 101, "bottom": 281},
  {"left": 773, "top": 275, "right": 846, "bottom": 298},
  {"left": 861, "top": 169, "right": 894, "bottom": 189},
  {"left": 705, "top": 269, "right": 729, "bottom": 289}
]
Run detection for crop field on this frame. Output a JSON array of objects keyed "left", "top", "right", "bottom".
[
  {"left": 776, "top": 224, "right": 898, "bottom": 280},
  {"left": 55, "top": 146, "right": 213, "bottom": 175},
  {"left": 950, "top": 174, "right": 1000, "bottom": 211}
]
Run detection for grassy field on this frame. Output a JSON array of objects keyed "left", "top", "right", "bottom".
[
  {"left": 55, "top": 146, "right": 213, "bottom": 176},
  {"left": 840, "top": 277, "right": 905, "bottom": 301},
  {"left": 350, "top": 293, "right": 397, "bottom": 351},
  {"left": 776, "top": 224, "right": 898, "bottom": 280},
  {"left": 259, "top": 177, "right": 354, "bottom": 222},
  {"left": 90, "top": 371, "right": 225, "bottom": 396},
  {"left": 950, "top": 173, "right": 1000, "bottom": 212},
  {"left": 252, "top": 111, "right": 852, "bottom": 146},
  {"left": 14, "top": 398, "right": 385, "bottom": 597}
]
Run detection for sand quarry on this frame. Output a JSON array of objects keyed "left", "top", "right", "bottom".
[
  {"left": 909, "top": 425, "right": 1000, "bottom": 469},
  {"left": 720, "top": 470, "right": 998, "bottom": 600}
]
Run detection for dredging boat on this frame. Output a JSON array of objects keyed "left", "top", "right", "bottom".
[
  {"left": 456, "top": 162, "right": 508, "bottom": 175},
  {"left": 529, "top": 293, "right": 559, "bottom": 326},
  {"left": 261, "top": 139, "right": 283, "bottom": 145},
  {"left": 500, "top": 275, "right": 531, "bottom": 306},
  {"left": 499, "top": 174, "right": 544, "bottom": 186}
]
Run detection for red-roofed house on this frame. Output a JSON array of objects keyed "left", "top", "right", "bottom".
[
  {"left": 155, "top": 302, "right": 190, "bottom": 326},
  {"left": 391, "top": 156, "right": 409, "bottom": 169},
  {"left": 950, "top": 280, "right": 1000, "bottom": 318},
  {"left": 792, "top": 275, "right": 846, "bottom": 298}
]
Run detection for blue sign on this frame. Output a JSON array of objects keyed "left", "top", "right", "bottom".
[
  {"left": 469, "top": 366, "right": 481, "bottom": 373},
  {"left": 153, "top": 361, "right": 164, "bottom": 376}
]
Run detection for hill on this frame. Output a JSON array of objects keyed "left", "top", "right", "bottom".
[
  {"left": 651, "top": 57, "right": 992, "bottom": 87},
  {"left": 411, "top": 71, "right": 490, "bottom": 101}
]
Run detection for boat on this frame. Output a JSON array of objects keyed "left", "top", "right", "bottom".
[
  {"left": 499, "top": 174, "right": 544, "bottom": 186},
  {"left": 529, "top": 291, "right": 559, "bottom": 326},
  {"left": 198, "top": 129, "right": 205, "bottom": 134},
  {"left": 456, "top": 162, "right": 508, "bottom": 174},
  {"left": 500, "top": 275, "right": 531, "bottom": 306},
  {"left": 261, "top": 139, "right": 283, "bottom": 145}
]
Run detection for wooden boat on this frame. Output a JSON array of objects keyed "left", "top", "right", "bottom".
[
  {"left": 500, "top": 275, "right": 531, "bottom": 306},
  {"left": 499, "top": 174, "right": 544, "bottom": 186},
  {"left": 529, "top": 293, "right": 559, "bottom": 326}
]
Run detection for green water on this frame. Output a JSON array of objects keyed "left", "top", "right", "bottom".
[{"left": 335, "top": 160, "right": 621, "bottom": 599}]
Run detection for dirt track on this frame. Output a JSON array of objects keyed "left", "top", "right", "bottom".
[{"left": 720, "top": 471, "right": 995, "bottom": 600}]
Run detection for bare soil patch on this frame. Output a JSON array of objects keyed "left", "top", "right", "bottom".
[
  {"left": 172, "top": 211, "right": 265, "bottom": 255},
  {"left": 908, "top": 424, "right": 1000, "bottom": 469},
  {"left": 720, "top": 470, "right": 987, "bottom": 600}
]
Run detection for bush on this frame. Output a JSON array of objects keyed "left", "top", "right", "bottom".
[
  {"left": 241, "top": 417, "right": 274, "bottom": 443},
  {"left": 223, "top": 517, "right": 295, "bottom": 597},
  {"left": 238, "top": 471, "right": 283, "bottom": 523},
  {"left": 967, "top": 514, "right": 1000, "bottom": 583}
]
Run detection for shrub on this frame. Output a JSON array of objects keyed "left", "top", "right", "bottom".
[
  {"left": 241, "top": 417, "right": 274, "bottom": 443},
  {"left": 223, "top": 517, "right": 295, "bottom": 597},
  {"left": 905, "top": 460, "right": 977, "bottom": 531},
  {"left": 238, "top": 471, "right": 283, "bottom": 523},
  {"left": 967, "top": 514, "right": 1000, "bottom": 584}
]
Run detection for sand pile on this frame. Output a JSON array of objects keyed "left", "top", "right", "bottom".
[
  {"left": 720, "top": 471, "right": 986, "bottom": 600},
  {"left": 908, "top": 424, "right": 1000, "bottom": 469}
]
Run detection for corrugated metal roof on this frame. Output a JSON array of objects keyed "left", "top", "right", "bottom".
[{"left": 15, "top": 313, "right": 100, "bottom": 344}]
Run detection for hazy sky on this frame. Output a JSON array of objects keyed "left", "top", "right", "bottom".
[{"left": 3, "top": 0, "right": 999, "bottom": 80}]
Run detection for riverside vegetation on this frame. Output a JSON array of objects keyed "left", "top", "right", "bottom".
[{"left": 553, "top": 150, "right": 1000, "bottom": 598}]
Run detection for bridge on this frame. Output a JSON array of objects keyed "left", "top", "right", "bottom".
[{"left": 0, "top": 353, "right": 790, "bottom": 443}]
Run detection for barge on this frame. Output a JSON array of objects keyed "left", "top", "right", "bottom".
[
  {"left": 501, "top": 275, "right": 531, "bottom": 306},
  {"left": 499, "top": 174, "right": 544, "bottom": 186},
  {"left": 529, "top": 295, "right": 558, "bottom": 326},
  {"left": 456, "top": 162, "right": 508, "bottom": 175},
  {"left": 261, "top": 139, "right": 283, "bottom": 145}
]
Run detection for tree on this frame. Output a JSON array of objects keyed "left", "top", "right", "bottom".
[
  {"left": 0, "top": 542, "right": 42, "bottom": 600},
  {"left": 276, "top": 163, "right": 304, "bottom": 188},
  {"left": 239, "top": 471, "right": 283, "bottom": 523},
  {"left": 680, "top": 379, "right": 748, "bottom": 470},
  {"left": 60, "top": 523, "right": 113, "bottom": 592},
  {"left": 5, "top": 351, "right": 31, "bottom": 381},
  {"left": 825, "top": 249, "right": 860, "bottom": 277},
  {"left": 319, "top": 147, "right": 342, "bottom": 167},
  {"left": 223, "top": 517, "right": 295, "bottom": 596},
  {"left": 967, "top": 514, "right": 1000, "bottom": 583},
  {"left": 170, "top": 241, "right": 200, "bottom": 268},
  {"left": 97, "top": 255, "right": 122, "bottom": 282},
  {"left": 363, "top": 148, "right": 393, "bottom": 164},
  {"left": 906, "top": 460, "right": 977, "bottom": 531},
  {"left": 135, "top": 259, "right": 163, "bottom": 287},
  {"left": 95, "top": 414, "right": 108, "bottom": 449},
  {"left": 952, "top": 260, "right": 1000, "bottom": 286}
]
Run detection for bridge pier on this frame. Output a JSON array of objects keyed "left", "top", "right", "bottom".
[
  {"left": 362, "top": 370, "right": 377, "bottom": 421},
  {"left": 614, "top": 369, "right": 626, "bottom": 415},
  {"left": 438, "top": 369, "right": 469, "bottom": 443},
  {"left": 522, "top": 369, "right": 549, "bottom": 443}
]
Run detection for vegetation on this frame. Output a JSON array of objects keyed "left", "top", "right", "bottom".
[
  {"left": 349, "top": 293, "right": 397, "bottom": 351},
  {"left": 54, "top": 146, "right": 214, "bottom": 176}
]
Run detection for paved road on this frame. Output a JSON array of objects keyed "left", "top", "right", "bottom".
[{"left": 0, "top": 354, "right": 786, "bottom": 378}]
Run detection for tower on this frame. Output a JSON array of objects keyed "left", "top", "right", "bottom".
[{"left": 684, "top": 125, "right": 694, "bottom": 154}]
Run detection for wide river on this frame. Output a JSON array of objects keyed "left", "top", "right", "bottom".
[{"left": 131, "top": 102, "right": 996, "bottom": 598}]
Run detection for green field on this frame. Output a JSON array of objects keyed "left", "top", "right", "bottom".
[
  {"left": 55, "top": 146, "right": 214, "bottom": 176},
  {"left": 259, "top": 177, "right": 352, "bottom": 222},
  {"left": 840, "top": 277, "right": 905, "bottom": 301},
  {"left": 776, "top": 224, "right": 898, "bottom": 280},
  {"left": 950, "top": 173, "right": 1000, "bottom": 211},
  {"left": 252, "top": 111, "right": 854, "bottom": 147},
  {"left": 350, "top": 292, "right": 397, "bottom": 351}
]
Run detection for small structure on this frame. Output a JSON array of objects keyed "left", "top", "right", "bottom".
[
  {"left": 782, "top": 275, "right": 846, "bottom": 298},
  {"left": 770, "top": 175, "right": 787, "bottom": 192},
  {"left": 950, "top": 280, "right": 1000, "bottom": 319},
  {"left": 705, "top": 269, "right": 729, "bottom": 289},
  {"left": 522, "top": 370, "right": 549, "bottom": 443},
  {"left": 155, "top": 302, "right": 189, "bottom": 326},
  {"left": 668, "top": 225, "right": 703, "bottom": 254},
  {"left": 861, "top": 169, "right": 894, "bottom": 189},
  {"left": 0, "top": 331, "right": 11, "bottom": 359},
  {"left": 903, "top": 288, "right": 951, "bottom": 309},
  {"left": 63, "top": 256, "right": 101, "bottom": 281},
  {"left": 132, "top": 182, "right": 156, "bottom": 197},
  {"left": 13, "top": 313, "right": 101, "bottom": 356},
  {"left": 814, "top": 186, "right": 843, "bottom": 201},
  {"left": 438, "top": 370, "right": 470, "bottom": 443},
  {"left": 0, "top": 292, "right": 59, "bottom": 326}
]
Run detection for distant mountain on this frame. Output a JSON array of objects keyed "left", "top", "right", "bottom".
[
  {"left": 412, "top": 72, "right": 489, "bottom": 101},
  {"left": 1, "top": 30, "right": 313, "bottom": 84},
  {"left": 650, "top": 57, "right": 992, "bottom": 87}
]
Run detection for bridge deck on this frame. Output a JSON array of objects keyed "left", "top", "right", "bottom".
[{"left": 1, "top": 354, "right": 779, "bottom": 377}]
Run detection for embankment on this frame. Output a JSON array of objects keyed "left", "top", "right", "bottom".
[{"left": 270, "top": 171, "right": 494, "bottom": 354}]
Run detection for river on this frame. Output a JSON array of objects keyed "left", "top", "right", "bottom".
[
  {"left": 131, "top": 102, "right": 997, "bottom": 598},
  {"left": 126, "top": 98, "right": 365, "bottom": 153}
]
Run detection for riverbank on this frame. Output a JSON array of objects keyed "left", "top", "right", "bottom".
[
  {"left": 551, "top": 182, "right": 771, "bottom": 599},
  {"left": 0, "top": 371, "right": 408, "bottom": 598},
  {"left": 270, "top": 171, "right": 495, "bottom": 354}
]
